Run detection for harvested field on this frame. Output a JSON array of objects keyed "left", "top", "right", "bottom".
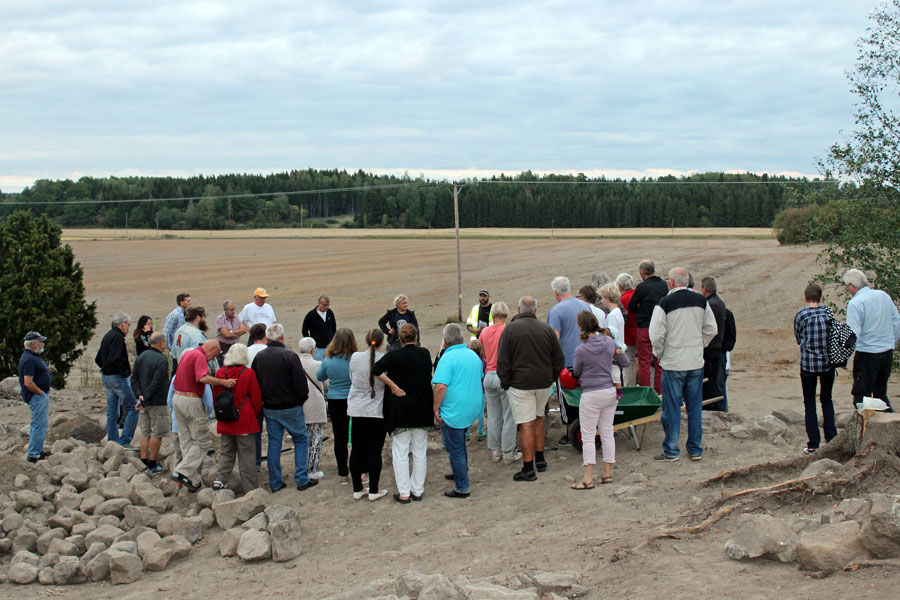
[{"left": 1, "top": 232, "right": 897, "bottom": 599}]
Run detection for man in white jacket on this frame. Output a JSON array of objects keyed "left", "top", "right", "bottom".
[{"left": 649, "top": 267, "right": 718, "bottom": 462}]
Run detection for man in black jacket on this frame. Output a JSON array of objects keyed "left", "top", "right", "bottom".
[
  {"left": 131, "top": 332, "right": 170, "bottom": 474},
  {"left": 301, "top": 295, "right": 337, "bottom": 361},
  {"left": 700, "top": 277, "right": 728, "bottom": 411},
  {"left": 497, "top": 296, "right": 565, "bottom": 482},
  {"left": 628, "top": 259, "right": 668, "bottom": 394},
  {"left": 95, "top": 312, "right": 140, "bottom": 449},
  {"left": 251, "top": 323, "right": 318, "bottom": 492}
]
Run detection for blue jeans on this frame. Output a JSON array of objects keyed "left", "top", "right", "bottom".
[
  {"left": 661, "top": 368, "right": 703, "bottom": 458},
  {"left": 441, "top": 424, "right": 470, "bottom": 494},
  {"left": 313, "top": 347, "right": 326, "bottom": 361},
  {"left": 27, "top": 392, "right": 49, "bottom": 458},
  {"left": 264, "top": 406, "right": 310, "bottom": 490},
  {"left": 103, "top": 374, "right": 139, "bottom": 445}
]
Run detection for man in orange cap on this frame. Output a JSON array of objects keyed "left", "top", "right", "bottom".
[{"left": 239, "top": 287, "right": 277, "bottom": 329}]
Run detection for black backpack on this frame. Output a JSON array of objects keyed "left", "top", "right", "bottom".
[{"left": 214, "top": 368, "right": 249, "bottom": 422}]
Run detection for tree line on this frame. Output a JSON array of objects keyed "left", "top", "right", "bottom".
[{"left": 0, "top": 170, "right": 827, "bottom": 230}]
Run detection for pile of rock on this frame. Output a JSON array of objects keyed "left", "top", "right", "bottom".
[
  {"left": 323, "top": 566, "right": 587, "bottom": 600},
  {"left": 0, "top": 438, "right": 205, "bottom": 585},
  {"left": 724, "top": 483, "right": 900, "bottom": 574}
]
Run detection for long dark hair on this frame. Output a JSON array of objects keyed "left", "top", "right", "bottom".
[
  {"left": 577, "top": 310, "right": 613, "bottom": 341},
  {"left": 366, "top": 328, "right": 385, "bottom": 398},
  {"left": 133, "top": 315, "right": 152, "bottom": 343}
]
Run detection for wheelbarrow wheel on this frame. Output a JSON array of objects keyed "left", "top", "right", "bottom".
[{"left": 567, "top": 419, "right": 600, "bottom": 453}]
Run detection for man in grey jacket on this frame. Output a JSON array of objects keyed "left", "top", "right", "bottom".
[{"left": 649, "top": 267, "right": 718, "bottom": 462}]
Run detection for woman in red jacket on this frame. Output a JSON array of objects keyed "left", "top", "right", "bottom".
[
  {"left": 212, "top": 343, "right": 263, "bottom": 493},
  {"left": 616, "top": 272, "right": 637, "bottom": 387}
]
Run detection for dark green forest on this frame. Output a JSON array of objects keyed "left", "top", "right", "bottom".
[{"left": 0, "top": 170, "right": 836, "bottom": 230}]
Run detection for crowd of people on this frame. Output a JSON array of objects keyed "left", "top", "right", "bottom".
[{"left": 16, "top": 265, "right": 899, "bottom": 503}]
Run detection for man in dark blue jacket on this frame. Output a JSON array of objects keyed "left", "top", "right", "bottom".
[
  {"left": 95, "top": 312, "right": 140, "bottom": 449},
  {"left": 19, "top": 331, "right": 51, "bottom": 463}
]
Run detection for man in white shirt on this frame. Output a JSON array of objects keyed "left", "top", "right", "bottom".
[{"left": 240, "top": 288, "right": 276, "bottom": 329}]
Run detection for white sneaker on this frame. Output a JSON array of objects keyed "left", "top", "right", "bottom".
[
  {"left": 368, "top": 489, "right": 388, "bottom": 501},
  {"left": 352, "top": 490, "right": 366, "bottom": 500},
  {"left": 491, "top": 449, "right": 502, "bottom": 462},
  {"left": 309, "top": 471, "right": 325, "bottom": 480},
  {"left": 503, "top": 451, "right": 523, "bottom": 463}
]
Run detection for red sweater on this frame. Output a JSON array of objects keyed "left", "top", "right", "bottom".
[
  {"left": 621, "top": 289, "right": 637, "bottom": 346},
  {"left": 213, "top": 366, "right": 263, "bottom": 435}
]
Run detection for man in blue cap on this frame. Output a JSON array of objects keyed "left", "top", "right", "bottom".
[{"left": 19, "top": 331, "right": 51, "bottom": 463}]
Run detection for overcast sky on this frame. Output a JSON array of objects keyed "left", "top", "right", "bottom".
[{"left": 0, "top": 1, "right": 881, "bottom": 192}]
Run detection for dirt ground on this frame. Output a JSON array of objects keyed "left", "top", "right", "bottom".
[{"left": 2, "top": 232, "right": 898, "bottom": 599}]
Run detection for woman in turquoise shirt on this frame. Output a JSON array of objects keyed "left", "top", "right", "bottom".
[{"left": 317, "top": 328, "right": 357, "bottom": 484}]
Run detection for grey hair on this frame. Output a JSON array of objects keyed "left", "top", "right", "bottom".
[
  {"left": 223, "top": 299, "right": 234, "bottom": 310},
  {"left": 149, "top": 332, "right": 166, "bottom": 346},
  {"left": 700, "top": 277, "right": 717, "bottom": 294},
  {"left": 224, "top": 343, "right": 250, "bottom": 367},
  {"left": 591, "top": 271, "right": 610, "bottom": 290},
  {"left": 616, "top": 272, "right": 635, "bottom": 291},
  {"left": 490, "top": 301, "right": 510, "bottom": 320},
  {"left": 298, "top": 337, "right": 316, "bottom": 354},
  {"left": 266, "top": 323, "right": 285, "bottom": 341},
  {"left": 550, "top": 276, "right": 570, "bottom": 295},
  {"left": 518, "top": 296, "right": 538, "bottom": 314},
  {"left": 442, "top": 323, "right": 465, "bottom": 346},
  {"left": 318, "top": 295, "right": 330, "bottom": 304},
  {"left": 639, "top": 259, "right": 655, "bottom": 275},
  {"left": 23, "top": 340, "right": 40, "bottom": 350},
  {"left": 669, "top": 267, "right": 690, "bottom": 288},
  {"left": 112, "top": 312, "right": 131, "bottom": 328},
  {"left": 842, "top": 269, "right": 869, "bottom": 289}
]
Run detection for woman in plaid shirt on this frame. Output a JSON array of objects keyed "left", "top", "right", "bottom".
[{"left": 793, "top": 283, "right": 836, "bottom": 454}]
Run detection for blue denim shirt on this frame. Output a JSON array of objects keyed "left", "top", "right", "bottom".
[{"left": 847, "top": 286, "right": 900, "bottom": 353}]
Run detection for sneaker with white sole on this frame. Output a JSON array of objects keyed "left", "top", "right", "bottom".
[
  {"left": 352, "top": 490, "right": 366, "bottom": 500},
  {"left": 502, "top": 451, "right": 523, "bottom": 463},
  {"left": 689, "top": 454, "right": 702, "bottom": 461},
  {"left": 212, "top": 480, "right": 227, "bottom": 490},
  {"left": 491, "top": 450, "right": 502, "bottom": 462},
  {"left": 309, "top": 471, "right": 325, "bottom": 480},
  {"left": 802, "top": 446, "right": 817, "bottom": 455},
  {"left": 653, "top": 453, "right": 680, "bottom": 462},
  {"left": 368, "top": 489, "right": 388, "bottom": 501}
]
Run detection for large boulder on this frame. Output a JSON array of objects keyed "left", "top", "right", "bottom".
[
  {"left": 36, "top": 528, "right": 67, "bottom": 554},
  {"left": 219, "top": 528, "right": 244, "bottom": 557},
  {"left": 131, "top": 483, "right": 166, "bottom": 512},
  {"left": 0, "top": 376, "right": 20, "bottom": 399},
  {"left": 143, "top": 546, "right": 174, "bottom": 572},
  {"left": 86, "top": 551, "right": 110, "bottom": 582},
  {"left": 859, "top": 494, "right": 900, "bottom": 558},
  {"left": 267, "top": 505, "right": 301, "bottom": 562},
  {"left": 15, "top": 490, "right": 44, "bottom": 509},
  {"left": 11, "top": 550, "right": 40, "bottom": 567},
  {"left": 237, "top": 529, "right": 271, "bottom": 562},
  {"left": 123, "top": 505, "right": 161, "bottom": 529},
  {"left": 214, "top": 487, "right": 268, "bottom": 529},
  {"left": 108, "top": 548, "right": 143, "bottom": 584},
  {"left": 724, "top": 513, "right": 798, "bottom": 562},
  {"left": 96, "top": 476, "right": 131, "bottom": 500},
  {"left": 49, "top": 416, "right": 106, "bottom": 443},
  {"left": 155, "top": 535, "right": 192, "bottom": 559},
  {"left": 95, "top": 498, "right": 132, "bottom": 517},
  {"left": 52, "top": 556, "right": 88, "bottom": 585},
  {"left": 85, "top": 524, "right": 125, "bottom": 547},
  {"left": 7, "top": 562, "right": 39, "bottom": 584},
  {"left": 796, "top": 521, "right": 872, "bottom": 571},
  {"left": 157, "top": 514, "right": 203, "bottom": 544},
  {"left": 136, "top": 530, "right": 161, "bottom": 559}
]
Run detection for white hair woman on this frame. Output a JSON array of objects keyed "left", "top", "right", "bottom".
[
  {"left": 298, "top": 337, "right": 328, "bottom": 479},
  {"left": 212, "top": 343, "right": 263, "bottom": 492},
  {"left": 616, "top": 272, "right": 638, "bottom": 386},
  {"left": 378, "top": 295, "right": 419, "bottom": 352}
]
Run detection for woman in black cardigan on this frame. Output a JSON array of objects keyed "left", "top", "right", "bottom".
[
  {"left": 373, "top": 323, "right": 433, "bottom": 503},
  {"left": 377, "top": 295, "right": 418, "bottom": 352}
]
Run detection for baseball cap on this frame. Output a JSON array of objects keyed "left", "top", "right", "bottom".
[
  {"left": 479, "top": 288, "right": 490, "bottom": 295},
  {"left": 254, "top": 288, "right": 269, "bottom": 298},
  {"left": 24, "top": 331, "right": 47, "bottom": 342}
]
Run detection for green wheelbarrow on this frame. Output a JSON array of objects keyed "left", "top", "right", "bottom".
[{"left": 565, "top": 386, "right": 662, "bottom": 452}]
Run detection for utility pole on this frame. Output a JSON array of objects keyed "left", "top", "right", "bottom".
[
  {"left": 125, "top": 212, "right": 128, "bottom": 238},
  {"left": 453, "top": 184, "right": 464, "bottom": 322},
  {"left": 156, "top": 212, "right": 159, "bottom": 235}
]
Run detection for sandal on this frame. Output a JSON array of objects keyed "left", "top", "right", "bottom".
[
  {"left": 600, "top": 477, "right": 614, "bottom": 484},
  {"left": 570, "top": 481, "right": 595, "bottom": 490}
]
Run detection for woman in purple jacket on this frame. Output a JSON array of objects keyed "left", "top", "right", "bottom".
[{"left": 571, "top": 311, "right": 630, "bottom": 488}]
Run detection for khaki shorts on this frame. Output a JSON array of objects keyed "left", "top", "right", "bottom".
[
  {"left": 139, "top": 405, "right": 171, "bottom": 438},
  {"left": 507, "top": 386, "right": 552, "bottom": 424}
]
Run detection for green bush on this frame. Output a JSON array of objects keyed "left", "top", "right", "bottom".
[{"left": 772, "top": 205, "right": 821, "bottom": 244}]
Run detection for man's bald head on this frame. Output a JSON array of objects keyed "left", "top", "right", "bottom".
[{"left": 201, "top": 339, "right": 221, "bottom": 360}]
